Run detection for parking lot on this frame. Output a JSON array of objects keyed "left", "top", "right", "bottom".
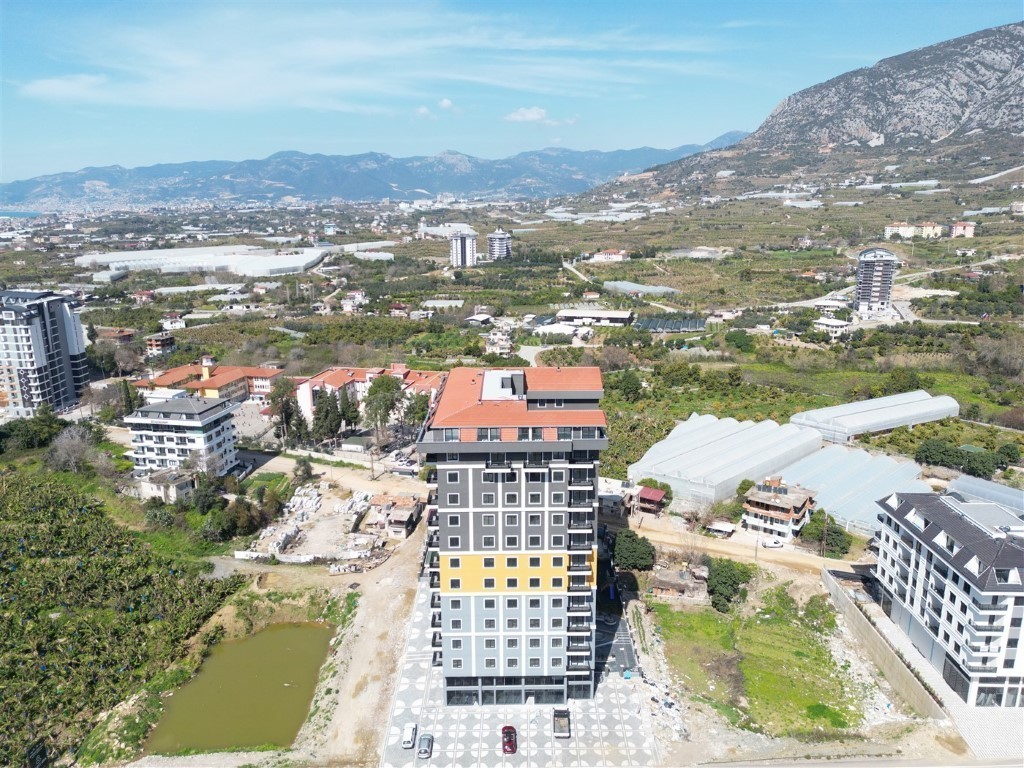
[{"left": 378, "top": 579, "right": 659, "bottom": 768}]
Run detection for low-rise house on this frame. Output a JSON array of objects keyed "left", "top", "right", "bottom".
[
  {"left": 161, "top": 313, "right": 187, "bottom": 331},
  {"left": 741, "top": 476, "right": 816, "bottom": 540},
  {"left": 951, "top": 221, "right": 977, "bottom": 238},
  {"left": 96, "top": 327, "right": 135, "bottom": 346},
  {"left": 366, "top": 493, "right": 424, "bottom": 538},
  {"left": 136, "top": 468, "right": 197, "bottom": 503},
  {"left": 555, "top": 308, "right": 634, "bottom": 327},
  {"left": 484, "top": 329, "right": 513, "bottom": 358},
  {"left": 813, "top": 316, "right": 852, "bottom": 339},
  {"left": 144, "top": 331, "right": 176, "bottom": 358},
  {"left": 633, "top": 485, "right": 668, "bottom": 516},
  {"left": 587, "top": 249, "right": 629, "bottom": 262}
]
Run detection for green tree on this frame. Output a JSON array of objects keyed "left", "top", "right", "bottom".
[
  {"left": 311, "top": 390, "right": 341, "bottom": 442},
  {"left": 403, "top": 392, "right": 430, "bottom": 429},
  {"left": 363, "top": 374, "right": 404, "bottom": 442},
  {"left": 724, "top": 329, "right": 755, "bottom": 353},
  {"left": 705, "top": 557, "right": 755, "bottom": 612},
  {"left": 86, "top": 322, "right": 98, "bottom": 343},
  {"left": 800, "top": 509, "right": 853, "bottom": 558},
  {"left": 615, "top": 370, "right": 643, "bottom": 403},
  {"left": 996, "top": 443, "right": 1020, "bottom": 467},
  {"left": 293, "top": 456, "right": 314, "bottom": 481},
  {"left": 736, "top": 478, "right": 756, "bottom": 496},
  {"left": 337, "top": 387, "right": 360, "bottom": 432},
  {"left": 914, "top": 438, "right": 963, "bottom": 468},
  {"left": 963, "top": 451, "right": 1000, "bottom": 479},
  {"left": 613, "top": 529, "right": 656, "bottom": 571}
]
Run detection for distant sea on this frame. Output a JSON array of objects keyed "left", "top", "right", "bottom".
[{"left": 0, "top": 210, "right": 44, "bottom": 218}]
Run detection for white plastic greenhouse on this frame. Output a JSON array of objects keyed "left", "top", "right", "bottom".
[
  {"left": 789, "top": 390, "right": 959, "bottom": 443},
  {"left": 777, "top": 445, "right": 931, "bottom": 534},
  {"left": 948, "top": 475, "right": 1024, "bottom": 513},
  {"left": 627, "top": 413, "right": 822, "bottom": 505}
]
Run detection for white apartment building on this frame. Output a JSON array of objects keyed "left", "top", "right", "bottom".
[
  {"left": 875, "top": 493, "right": 1024, "bottom": 708},
  {"left": 484, "top": 329, "right": 513, "bottom": 358},
  {"left": 855, "top": 247, "right": 899, "bottom": 315},
  {"left": 487, "top": 227, "right": 513, "bottom": 260},
  {"left": 0, "top": 290, "right": 89, "bottom": 417},
  {"left": 125, "top": 397, "right": 240, "bottom": 477},
  {"left": 450, "top": 232, "right": 478, "bottom": 268}
]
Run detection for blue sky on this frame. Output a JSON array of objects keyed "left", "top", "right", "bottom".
[{"left": 1, "top": 0, "right": 1020, "bottom": 182}]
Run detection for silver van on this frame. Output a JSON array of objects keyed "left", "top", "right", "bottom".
[
  {"left": 401, "top": 722, "right": 417, "bottom": 749},
  {"left": 416, "top": 733, "right": 434, "bottom": 759}
]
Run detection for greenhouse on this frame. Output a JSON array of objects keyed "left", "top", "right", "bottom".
[
  {"left": 627, "top": 413, "right": 822, "bottom": 505},
  {"left": 789, "top": 390, "right": 960, "bottom": 443},
  {"left": 948, "top": 475, "right": 1024, "bottom": 513},
  {"left": 778, "top": 445, "right": 931, "bottom": 535}
]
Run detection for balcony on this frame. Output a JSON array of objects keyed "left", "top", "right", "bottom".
[
  {"left": 426, "top": 490, "right": 438, "bottom": 507},
  {"left": 568, "top": 537, "right": 593, "bottom": 551},
  {"left": 431, "top": 632, "right": 443, "bottom": 648},
  {"left": 569, "top": 495, "right": 596, "bottom": 509},
  {"left": 425, "top": 469, "right": 437, "bottom": 486},
  {"left": 968, "top": 620, "right": 1004, "bottom": 634},
  {"left": 427, "top": 512, "right": 439, "bottom": 529},
  {"left": 566, "top": 658, "right": 591, "bottom": 671},
  {"left": 971, "top": 597, "right": 1006, "bottom": 613},
  {"left": 426, "top": 533, "right": 439, "bottom": 550},
  {"left": 569, "top": 472, "right": 593, "bottom": 488},
  {"left": 567, "top": 619, "right": 592, "bottom": 633},
  {"left": 486, "top": 457, "right": 510, "bottom": 469},
  {"left": 430, "top": 593, "right": 441, "bottom": 609},
  {"left": 424, "top": 554, "right": 440, "bottom": 571},
  {"left": 567, "top": 599, "right": 592, "bottom": 613},
  {"left": 568, "top": 580, "right": 590, "bottom": 593},
  {"left": 429, "top": 574, "right": 440, "bottom": 589},
  {"left": 568, "top": 559, "right": 591, "bottom": 573},
  {"left": 566, "top": 642, "right": 591, "bottom": 654},
  {"left": 568, "top": 513, "right": 593, "bottom": 530},
  {"left": 967, "top": 641, "right": 1001, "bottom": 654},
  {"left": 431, "top": 612, "right": 442, "bottom": 628},
  {"left": 966, "top": 662, "right": 998, "bottom": 674}
]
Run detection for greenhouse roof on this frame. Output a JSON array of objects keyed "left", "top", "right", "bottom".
[{"left": 790, "top": 390, "right": 959, "bottom": 442}]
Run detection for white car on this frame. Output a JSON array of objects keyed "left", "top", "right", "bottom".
[{"left": 761, "top": 537, "right": 784, "bottom": 549}]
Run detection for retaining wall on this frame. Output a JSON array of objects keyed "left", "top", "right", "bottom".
[{"left": 821, "top": 568, "right": 945, "bottom": 719}]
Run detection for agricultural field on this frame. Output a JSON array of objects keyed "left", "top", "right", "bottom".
[
  {"left": 649, "top": 586, "right": 863, "bottom": 738},
  {"left": 0, "top": 470, "right": 244, "bottom": 766}
]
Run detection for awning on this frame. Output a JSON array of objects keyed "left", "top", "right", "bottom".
[{"left": 706, "top": 521, "right": 736, "bottom": 534}]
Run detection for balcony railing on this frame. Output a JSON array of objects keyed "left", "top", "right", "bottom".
[
  {"left": 569, "top": 495, "right": 596, "bottom": 508},
  {"left": 426, "top": 533, "right": 439, "bottom": 549},
  {"left": 568, "top": 580, "right": 590, "bottom": 593},
  {"left": 569, "top": 472, "right": 593, "bottom": 487},
  {"left": 968, "top": 620, "right": 1004, "bottom": 633},
  {"left": 566, "top": 642, "right": 591, "bottom": 653},
  {"left": 966, "top": 663, "right": 998, "bottom": 674},
  {"left": 430, "top": 593, "right": 441, "bottom": 609},
  {"left": 425, "top": 554, "right": 440, "bottom": 571},
  {"left": 425, "top": 469, "right": 437, "bottom": 486},
  {"left": 568, "top": 559, "right": 591, "bottom": 572},
  {"left": 566, "top": 659, "right": 590, "bottom": 671},
  {"left": 967, "top": 641, "right": 1001, "bottom": 654},
  {"left": 429, "top": 575, "right": 440, "bottom": 589},
  {"left": 431, "top": 612, "right": 442, "bottom": 628},
  {"left": 568, "top": 514, "right": 593, "bottom": 529},
  {"left": 568, "top": 538, "right": 593, "bottom": 551},
  {"left": 567, "top": 599, "right": 592, "bottom": 613},
  {"left": 427, "top": 512, "right": 439, "bottom": 528},
  {"left": 486, "top": 457, "right": 510, "bottom": 469},
  {"left": 971, "top": 597, "right": 1006, "bottom": 612},
  {"left": 567, "top": 619, "right": 592, "bottom": 632},
  {"left": 431, "top": 632, "right": 442, "bottom": 648}
]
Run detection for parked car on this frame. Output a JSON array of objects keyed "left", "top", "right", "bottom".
[
  {"left": 401, "top": 722, "right": 417, "bottom": 749},
  {"left": 761, "top": 537, "right": 784, "bottom": 548},
  {"left": 416, "top": 733, "right": 433, "bottom": 759},
  {"left": 501, "top": 725, "right": 517, "bottom": 754}
]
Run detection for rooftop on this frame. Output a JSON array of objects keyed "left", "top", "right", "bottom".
[{"left": 129, "top": 397, "right": 236, "bottom": 420}]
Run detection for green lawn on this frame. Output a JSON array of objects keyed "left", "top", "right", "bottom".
[
  {"left": 650, "top": 587, "right": 861, "bottom": 738},
  {"left": 241, "top": 471, "right": 292, "bottom": 499}
]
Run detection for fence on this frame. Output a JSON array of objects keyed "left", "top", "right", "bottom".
[{"left": 821, "top": 567, "right": 945, "bottom": 719}]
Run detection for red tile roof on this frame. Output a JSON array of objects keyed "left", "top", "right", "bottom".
[{"left": 638, "top": 486, "right": 667, "bottom": 503}]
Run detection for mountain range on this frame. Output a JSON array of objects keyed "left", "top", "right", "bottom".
[
  {"left": 639, "top": 22, "right": 1024, "bottom": 188},
  {"left": 0, "top": 133, "right": 747, "bottom": 209}
]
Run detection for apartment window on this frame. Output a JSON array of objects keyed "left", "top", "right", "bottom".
[
  {"left": 477, "top": 427, "right": 500, "bottom": 441},
  {"left": 483, "top": 536, "right": 496, "bottom": 548},
  {"left": 505, "top": 492, "right": 519, "bottom": 505},
  {"left": 507, "top": 618, "right": 518, "bottom": 629},
  {"left": 482, "top": 493, "right": 495, "bottom": 505},
  {"left": 451, "top": 639, "right": 463, "bottom": 649},
  {"left": 482, "top": 513, "right": 495, "bottom": 526},
  {"left": 485, "top": 658, "right": 496, "bottom": 669},
  {"left": 552, "top": 535, "right": 564, "bottom": 547},
  {"left": 552, "top": 557, "right": 563, "bottom": 568},
  {"left": 447, "top": 494, "right": 460, "bottom": 505},
  {"left": 505, "top": 535, "right": 518, "bottom": 547},
  {"left": 529, "top": 638, "right": 541, "bottom": 649},
  {"left": 483, "top": 557, "right": 495, "bottom": 568},
  {"left": 551, "top": 658, "right": 563, "bottom": 668},
  {"left": 551, "top": 470, "right": 564, "bottom": 482},
  {"left": 485, "top": 619, "right": 496, "bottom": 630},
  {"left": 557, "top": 427, "right": 572, "bottom": 440},
  {"left": 507, "top": 659, "right": 519, "bottom": 669},
  {"left": 552, "top": 618, "right": 563, "bottom": 628},
  {"left": 506, "top": 556, "right": 518, "bottom": 568},
  {"left": 552, "top": 578, "right": 563, "bottom": 588},
  {"left": 449, "top": 557, "right": 461, "bottom": 568},
  {"left": 485, "top": 639, "right": 496, "bottom": 649},
  {"left": 451, "top": 619, "right": 462, "bottom": 630},
  {"left": 551, "top": 638, "right": 562, "bottom": 648},
  {"left": 528, "top": 657, "right": 541, "bottom": 669},
  {"left": 519, "top": 427, "right": 543, "bottom": 441},
  {"left": 448, "top": 537, "right": 461, "bottom": 548},
  {"left": 451, "top": 599, "right": 462, "bottom": 610},
  {"left": 530, "top": 578, "right": 541, "bottom": 588},
  {"left": 505, "top": 514, "right": 518, "bottom": 527},
  {"left": 552, "top": 493, "right": 565, "bottom": 505},
  {"left": 528, "top": 514, "right": 541, "bottom": 526},
  {"left": 527, "top": 471, "right": 545, "bottom": 483},
  {"left": 507, "top": 578, "right": 518, "bottom": 589},
  {"left": 446, "top": 471, "right": 459, "bottom": 483},
  {"left": 537, "top": 399, "right": 548, "bottom": 408},
  {"left": 528, "top": 535, "right": 541, "bottom": 548},
  {"left": 528, "top": 492, "right": 542, "bottom": 505},
  {"left": 552, "top": 598, "right": 563, "bottom": 608},
  {"left": 507, "top": 598, "right": 519, "bottom": 609},
  {"left": 484, "top": 578, "right": 496, "bottom": 589},
  {"left": 507, "top": 638, "right": 519, "bottom": 649},
  {"left": 452, "top": 658, "right": 463, "bottom": 669},
  {"left": 449, "top": 579, "right": 461, "bottom": 589},
  {"left": 484, "top": 599, "right": 496, "bottom": 609},
  {"left": 442, "top": 428, "right": 459, "bottom": 442},
  {"left": 529, "top": 556, "right": 541, "bottom": 568},
  {"left": 530, "top": 618, "right": 541, "bottom": 629}
]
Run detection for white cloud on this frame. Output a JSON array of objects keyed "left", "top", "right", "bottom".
[
  {"left": 505, "top": 106, "right": 548, "bottom": 123},
  {"left": 438, "top": 98, "right": 453, "bottom": 109},
  {"left": 415, "top": 105, "right": 435, "bottom": 119}
]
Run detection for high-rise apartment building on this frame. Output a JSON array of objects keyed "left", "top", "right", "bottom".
[
  {"left": 417, "top": 367, "right": 607, "bottom": 705},
  {"left": 450, "top": 232, "right": 478, "bottom": 268},
  {"left": 0, "top": 290, "right": 88, "bottom": 417},
  {"left": 855, "top": 247, "right": 899, "bottom": 315},
  {"left": 125, "top": 397, "right": 239, "bottom": 477},
  {"left": 487, "top": 227, "right": 513, "bottom": 260},
  {"left": 875, "top": 492, "right": 1024, "bottom": 707}
]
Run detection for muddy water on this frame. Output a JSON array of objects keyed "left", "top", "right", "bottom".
[{"left": 145, "top": 622, "right": 334, "bottom": 754}]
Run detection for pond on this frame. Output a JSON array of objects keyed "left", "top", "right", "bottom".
[{"left": 145, "top": 622, "right": 334, "bottom": 754}]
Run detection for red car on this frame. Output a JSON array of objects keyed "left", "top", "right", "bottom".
[{"left": 501, "top": 725, "right": 517, "bottom": 754}]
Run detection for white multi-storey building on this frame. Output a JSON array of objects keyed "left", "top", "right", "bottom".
[
  {"left": 486, "top": 227, "right": 512, "bottom": 260},
  {"left": 874, "top": 492, "right": 1024, "bottom": 708},
  {"left": 855, "top": 247, "right": 899, "bottom": 315},
  {"left": 125, "top": 398, "right": 239, "bottom": 477},
  {"left": 450, "top": 232, "right": 478, "bottom": 268},
  {"left": 0, "top": 290, "right": 88, "bottom": 417}
]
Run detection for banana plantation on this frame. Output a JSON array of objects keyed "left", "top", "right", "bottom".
[{"left": 0, "top": 470, "right": 244, "bottom": 766}]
